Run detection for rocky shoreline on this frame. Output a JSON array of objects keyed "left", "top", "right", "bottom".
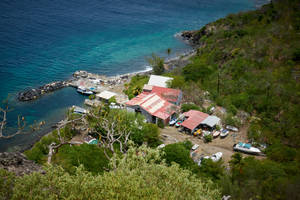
[
  {"left": 18, "top": 80, "right": 70, "bottom": 101},
  {"left": 0, "top": 152, "right": 43, "bottom": 176}
]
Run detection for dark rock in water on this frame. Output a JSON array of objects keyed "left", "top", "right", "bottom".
[
  {"left": 0, "top": 152, "right": 43, "bottom": 176},
  {"left": 18, "top": 81, "right": 67, "bottom": 101}
]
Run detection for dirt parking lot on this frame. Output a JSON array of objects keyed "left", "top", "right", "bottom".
[{"left": 160, "top": 125, "right": 262, "bottom": 165}]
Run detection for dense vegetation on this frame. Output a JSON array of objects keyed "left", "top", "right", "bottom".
[
  {"left": 0, "top": 145, "right": 221, "bottom": 200},
  {"left": 123, "top": 75, "right": 149, "bottom": 99},
  {"left": 167, "top": 0, "right": 300, "bottom": 199},
  {"left": 1, "top": 1, "right": 300, "bottom": 199}
]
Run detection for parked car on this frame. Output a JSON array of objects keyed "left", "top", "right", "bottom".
[
  {"left": 175, "top": 120, "right": 182, "bottom": 128},
  {"left": 169, "top": 118, "right": 177, "bottom": 126},
  {"left": 226, "top": 125, "right": 238, "bottom": 132}
]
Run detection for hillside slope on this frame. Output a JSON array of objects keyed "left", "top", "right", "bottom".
[{"left": 180, "top": 0, "right": 300, "bottom": 147}]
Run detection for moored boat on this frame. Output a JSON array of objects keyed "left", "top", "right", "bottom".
[
  {"left": 220, "top": 129, "right": 229, "bottom": 138},
  {"left": 213, "top": 131, "right": 220, "bottom": 138},
  {"left": 233, "top": 142, "right": 261, "bottom": 155},
  {"left": 77, "top": 86, "right": 93, "bottom": 95}
]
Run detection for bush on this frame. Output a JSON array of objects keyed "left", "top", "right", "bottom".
[
  {"left": 123, "top": 75, "right": 149, "bottom": 99},
  {"left": 225, "top": 114, "right": 241, "bottom": 127},
  {"left": 204, "top": 135, "right": 213, "bottom": 143},
  {"left": 52, "top": 144, "right": 111, "bottom": 175},
  {"left": 157, "top": 118, "right": 165, "bottom": 129},
  {"left": 0, "top": 169, "right": 15, "bottom": 200},
  {"left": 9, "top": 145, "right": 222, "bottom": 200},
  {"left": 108, "top": 96, "right": 117, "bottom": 104},
  {"left": 89, "top": 94, "right": 96, "bottom": 100},
  {"left": 163, "top": 142, "right": 195, "bottom": 170},
  {"left": 142, "top": 123, "right": 161, "bottom": 147},
  {"left": 147, "top": 53, "right": 165, "bottom": 75},
  {"left": 181, "top": 103, "right": 201, "bottom": 112}
]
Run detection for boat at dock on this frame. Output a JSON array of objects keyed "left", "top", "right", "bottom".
[{"left": 77, "top": 86, "right": 93, "bottom": 95}]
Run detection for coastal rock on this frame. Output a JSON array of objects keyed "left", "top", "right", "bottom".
[
  {"left": 73, "top": 70, "right": 88, "bottom": 78},
  {"left": 18, "top": 81, "right": 67, "bottom": 101},
  {"left": 0, "top": 152, "right": 43, "bottom": 176},
  {"left": 181, "top": 23, "right": 218, "bottom": 46}
]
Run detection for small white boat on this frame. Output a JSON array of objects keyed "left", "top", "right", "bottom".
[
  {"left": 220, "top": 129, "right": 229, "bottom": 138},
  {"left": 73, "top": 106, "right": 88, "bottom": 114},
  {"left": 197, "top": 152, "right": 223, "bottom": 166},
  {"left": 226, "top": 125, "right": 238, "bottom": 132},
  {"left": 233, "top": 142, "right": 261, "bottom": 155},
  {"left": 213, "top": 131, "right": 220, "bottom": 138},
  {"left": 77, "top": 86, "right": 93, "bottom": 95},
  {"left": 157, "top": 144, "right": 166, "bottom": 149},
  {"left": 191, "top": 144, "right": 199, "bottom": 151}
]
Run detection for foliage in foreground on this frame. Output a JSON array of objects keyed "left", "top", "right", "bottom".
[
  {"left": 0, "top": 145, "right": 221, "bottom": 200},
  {"left": 123, "top": 75, "right": 149, "bottom": 99},
  {"left": 52, "top": 143, "right": 111, "bottom": 175}
]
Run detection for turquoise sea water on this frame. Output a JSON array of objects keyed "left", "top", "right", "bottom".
[{"left": 0, "top": 0, "right": 267, "bottom": 151}]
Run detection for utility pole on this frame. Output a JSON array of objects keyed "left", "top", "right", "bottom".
[{"left": 217, "top": 65, "right": 221, "bottom": 96}]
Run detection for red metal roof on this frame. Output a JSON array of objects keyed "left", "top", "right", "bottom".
[
  {"left": 181, "top": 110, "right": 209, "bottom": 130},
  {"left": 126, "top": 93, "right": 177, "bottom": 120},
  {"left": 144, "top": 86, "right": 181, "bottom": 103}
]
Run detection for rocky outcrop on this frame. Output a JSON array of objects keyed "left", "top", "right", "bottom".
[
  {"left": 181, "top": 23, "right": 219, "bottom": 46},
  {"left": 18, "top": 81, "right": 68, "bottom": 101},
  {"left": 0, "top": 152, "right": 43, "bottom": 176}
]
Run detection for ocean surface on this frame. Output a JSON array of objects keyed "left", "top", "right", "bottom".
[{"left": 0, "top": 0, "right": 268, "bottom": 151}]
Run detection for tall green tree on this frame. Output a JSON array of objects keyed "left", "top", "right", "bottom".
[{"left": 147, "top": 53, "right": 165, "bottom": 75}]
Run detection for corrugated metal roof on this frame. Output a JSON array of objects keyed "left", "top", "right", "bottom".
[
  {"left": 148, "top": 75, "right": 173, "bottom": 88},
  {"left": 96, "top": 90, "right": 116, "bottom": 100},
  {"left": 126, "top": 92, "right": 177, "bottom": 120},
  {"left": 181, "top": 110, "right": 209, "bottom": 130},
  {"left": 201, "top": 116, "right": 221, "bottom": 127}
]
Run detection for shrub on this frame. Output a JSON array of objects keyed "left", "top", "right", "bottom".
[
  {"left": 157, "top": 118, "right": 165, "bottom": 129},
  {"left": 108, "top": 96, "right": 117, "bottom": 104},
  {"left": 204, "top": 135, "right": 213, "bottom": 143},
  {"left": 142, "top": 123, "right": 161, "bottom": 147},
  {"left": 123, "top": 75, "right": 149, "bottom": 99},
  {"left": 52, "top": 144, "right": 111, "bottom": 175},
  {"left": 89, "top": 94, "right": 96, "bottom": 100},
  {"left": 163, "top": 142, "right": 195, "bottom": 170},
  {"left": 147, "top": 53, "right": 165, "bottom": 75},
  {"left": 181, "top": 103, "right": 200, "bottom": 112}
]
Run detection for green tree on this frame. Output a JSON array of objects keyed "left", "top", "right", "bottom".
[
  {"left": 163, "top": 142, "right": 195, "bottom": 170},
  {"left": 147, "top": 53, "right": 165, "bottom": 75},
  {"left": 5, "top": 145, "right": 221, "bottom": 200}
]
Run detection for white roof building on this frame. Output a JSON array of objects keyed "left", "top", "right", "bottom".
[
  {"left": 201, "top": 116, "right": 221, "bottom": 128},
  {"left": 148, "top": 75, "right": 173, "bottom": 88},
  {"left": 96, "top": 90, "right": 117, "bottom": 100}
]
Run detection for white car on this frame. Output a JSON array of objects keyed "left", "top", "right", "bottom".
[{"left": 169, "top": 118, "right": 177, "bottom": 126}]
